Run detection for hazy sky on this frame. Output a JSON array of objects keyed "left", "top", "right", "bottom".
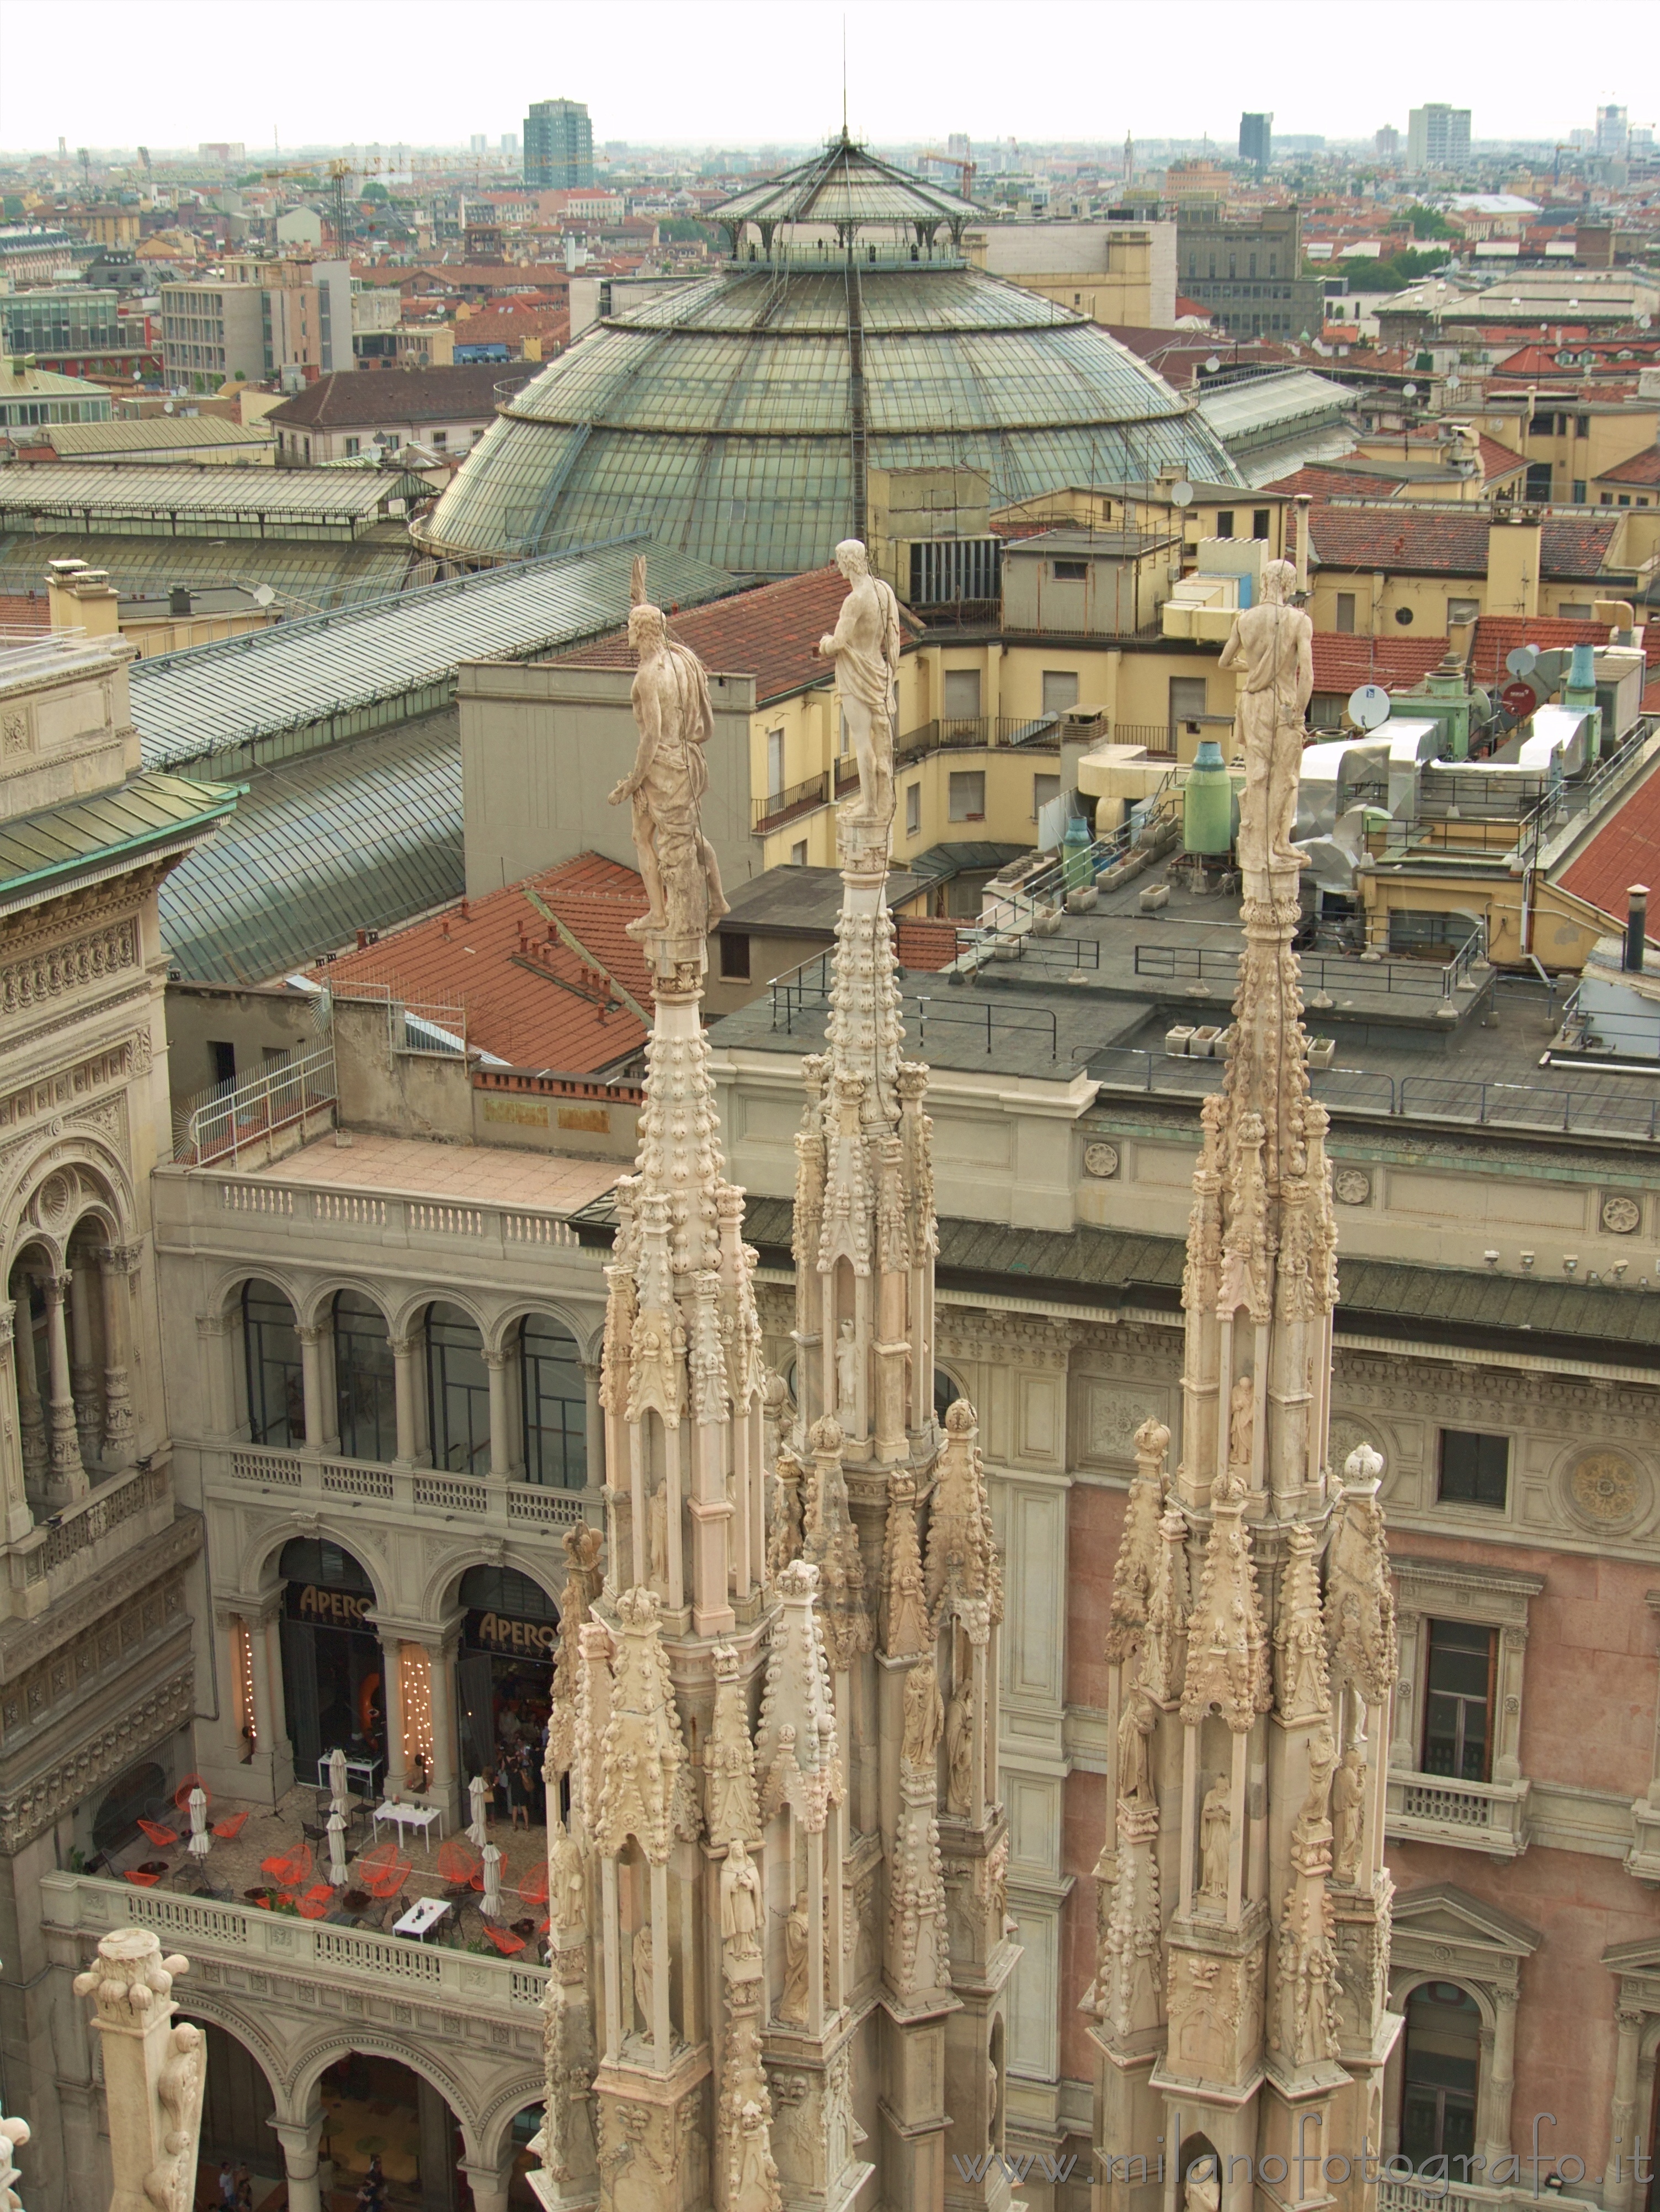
[{"left": 0, "top": 0, "right": 1649, "bottom": 154}]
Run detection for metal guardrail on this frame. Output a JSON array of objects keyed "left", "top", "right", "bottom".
[
  {"left": 767, "top": 956, "right": 1059, "bottom": 1059},
  {"left": 1087, "top": 1048, "right": 1660, "bottom": 1141},
  {"left": 1133, "top": 938, "right": 1485, "bottom": 1004},
  {"left": 175, "top": 1043, "right": 337, "bottom": 1167},
  {"left": 893, "top": 713, "right": 1062, "bottom": 769}
]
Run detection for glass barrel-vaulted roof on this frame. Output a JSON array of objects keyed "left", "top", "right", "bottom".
[
  {"left": 713, "top": 133, "right": 978, "bottom": 233},
  {"left": 417, "top": 142, "right": 1243, "bottom": 581}
]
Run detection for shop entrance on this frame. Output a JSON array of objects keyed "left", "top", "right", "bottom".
[
  {"left": 455, "top": 1565, "right": 558, "bottom": 1791},
  {"left": 278, "top": 1537, "right": 385, "bottom": 1788},
  {"left": 317, "top": 2052, "right": 461, "bottom": 2211}
]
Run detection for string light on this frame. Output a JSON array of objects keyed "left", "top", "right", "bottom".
[
  {"left": 402, "top": 1645, "right": 435, "bottom": 1776},
  {"left": 234, "top": 1621, "right": 257, "bottom": 1751}
]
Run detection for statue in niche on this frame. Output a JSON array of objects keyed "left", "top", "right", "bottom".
[
  {"left": 1228, "top": 1373, "right": 1255, "bottom": 1475},
  {"left": 779, "top": 1895, "right": 811, "bottom": 2024},
  {"left": 549, "top": 1812, "right": 587, "bottom": 1934},
  {"left": 1331, "top": 1745, "right": 1366, "bottom": 1884},
  {"left": 1217, "top": 555, "right": 1313, "bottom": 873},
  {"left": 945, "top": 1684, "right": 975, "bottom": 1816},
  {"left": 1184, "top": 2165, "right": 1221, "bottom": 2212},
  {"left": 647, "top": 1477, "right": 668, "bottom": 1591},
  {"left": 721, "top": 1836, "right": 763, "bottom": 1961},
  {"left": 834, "top": 1319, "right": 860, "bottom": 1421},
  {"left": 1117, "top": 1690, "right": 1157, "bottom": 1807},
  {"left": 816, "top": 538, "right": 902, "bottom": 825},
  {"left": 902, "top": 1657, "right": 944, "bottom": 1772},
  {"left": 632, "top": 1921, "right": 655, "bottom": 2038},
  {"left": 610, "top": 563, "right": 730, "bottom": 944},
  {"left": 1199, "top": 1775, "right": 1232, "bottom": 1905}
]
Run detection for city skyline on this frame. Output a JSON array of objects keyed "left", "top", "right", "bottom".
[{"left": 0, "top": 0, "right": 1651, "bottom": 158}]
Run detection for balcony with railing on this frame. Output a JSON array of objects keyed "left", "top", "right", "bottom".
[
  {"left": 1385, "top": 1770, "right": 1531, "bottom": 1858},
  {"left": 5, "top": 1460, "right": 175, "bottom": 1615},
  {"left": 218, "top": 1437, "right": 588, "bottom": 1531}
]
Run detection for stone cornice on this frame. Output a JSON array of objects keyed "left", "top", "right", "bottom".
[{"left": 0, "top": 1508, "right": 200, "bottom": 1683}]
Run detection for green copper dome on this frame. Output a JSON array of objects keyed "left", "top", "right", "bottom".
[{"left": 417, "top": 141, "right": 1244, "bottom": 581}]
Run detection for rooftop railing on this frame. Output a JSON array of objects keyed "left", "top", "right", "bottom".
[{"left": 173, "top": 1042, "right": 338, "bottom": 1168}]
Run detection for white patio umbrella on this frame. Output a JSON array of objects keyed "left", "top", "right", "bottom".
[
  {"left": 187, "top": 1786, "right": 211, "bottom": 1864},
  {"left": 466, "top": 1774, "right": 488, "bottom": 1847},
  {"left": 327, "top": 1747, "right": 349, "bottom": 1817},
  {"left": 481, "top": 1842, "right": 503, "bottom": 1920},
  {"left": 326, "top": 1810, "right": 349, "bottom": 1887}
]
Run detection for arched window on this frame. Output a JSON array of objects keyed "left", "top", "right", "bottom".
[
  {"left": 520, "top": 1314, "right": 586, "bottom": 1489},
  {"left": 426, "top": 1301, "right": 490, "bottom": 1474},
  {"left": 457, "top": 1564, "right": 559, "bottom": 1623},
  {"left": 93, "top": 1758, "right": 167, "bottom": 1858},
  {"left": 1401, "top": 1982, "right": 1480, "bottom": 2172},
  {"left": 243, "top": 1280, "right": 303, "bottom": 1445},
  {"left": 934, "top": 1369, "right": 962, "bottom": 1427},
  {"left": 333, "top": 1290, "right": 395, "bottom": 1463}
]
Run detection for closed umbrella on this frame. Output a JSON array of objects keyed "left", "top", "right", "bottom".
[
  {"left": 326, "top": 1811, "right": 348, "bottom": 1886},
  {"left": 327, "top": 1747, "right": 349, "bottom": 1817},
  {"left": 187, "top": 1786, "right": 211, "bottom": 1865},
  {"left": 467, "top": 1774, "right": 488, "bottom": 1847},
  {"left": 481, "top": 1843, "right": 503, "bottom": 1921}
]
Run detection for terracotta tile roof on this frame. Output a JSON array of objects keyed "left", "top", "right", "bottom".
[
  {"left": 1557, "top": 764, "right": 1660, "bottom": 929},
  {"left": 895, "top": 917, "right": 962, "bottom": 971},
  {"left": 1307, "top": 507, "right": 1622, "bottom": 580},
  {"left": 1309, "top": 635, "right": 1449, "bottom": 693},
  {"left": 268, "top": 364, "right": 538, "bottom": 430},
  {"left": 550, "top": 566, "right": 919, "bottom": 706},
  {"left": 1469, "top": 614, "right": 1660, "bottom": 685},
  {"left": 1263, "top": 464, "right": 1392, "bottom": 500},
  {"left": 312, "top": 852, "right": 652, "bottom": 1073},
  {"left": 1599, "top": 447, "right": 1660, "bottom": 487},
  {"left": 0, "top": 594, "right": 47, "bottom": 629},
  {"left": 1477, "top": 435, "right": 1526, "bottom": 481}
]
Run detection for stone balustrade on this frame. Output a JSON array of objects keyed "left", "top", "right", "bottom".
[
  {"left": 1385, "top": 1769, "right": 1533, "bottom": 1859},
  {"left": 214, "top": 1438, "right": 589, "bottom": 1532}
]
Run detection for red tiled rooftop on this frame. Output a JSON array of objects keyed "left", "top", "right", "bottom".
[
  {"left": 1599, "top": 447, "right": 1660, "bottom": 488},
  {"left": 1469, "top": 614, "right": 1659, "bottom": 687},
  {"left": 550, "top": 566, "right": 920, "bottom": 706},
  {"left": 1308, "top": 507, "right": 1621, "bottom": 579},
  {"left": 312, "top": 853, "right": 651, "bottom": 1073},
  {"left": 1309, "top": 635, "right": 1448, "bottom": 693},
  {"left": 1557, "top": 761, "right": 1660, "bottom": 932},
  {"left": 1263, "top": 465, "right": 1387, "bottom": 501}
]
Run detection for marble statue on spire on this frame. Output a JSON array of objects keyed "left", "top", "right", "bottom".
[
  {"left": 1218, "top": 555, "right": 1313, "bottom": 872},
  {"left": 610, "top": 556, "right": 729, "bottom": 960},
  {"left": 816, "top": 538, "right": 902, "bottom": 824}
]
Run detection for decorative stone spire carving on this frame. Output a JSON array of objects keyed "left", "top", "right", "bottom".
[
  {"left": 1091, "top": 560, "right": 1398, "bottom": 2210},
  {"left": 75, "top": 1928, "right": 205, "bottom": 2212},
  {"left": 706, "top": 1642, "right": 761, "bottom": 1849},
  {"left": 547, "top": 1522, "right": 603, "bottom": 1785},
  {"left": 593, "top": 1586, "right": 699, "bottom": 1863}
]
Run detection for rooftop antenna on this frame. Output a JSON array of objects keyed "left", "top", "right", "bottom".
[{"left": 842, "top": 15, "right": 848, "bottom": 141}]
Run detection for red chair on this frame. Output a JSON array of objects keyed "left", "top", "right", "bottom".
[
  {"left": 172, "top": 1774, "right": 206, "bottom": 1813},
  {"left": 518, "top": 1863, "right": 549, "bottom": 1907},
  {"left": 124, "top": 1869, "right": 161, "bottom": 1888},
  {"left": 212, "top": 1811, "right": 250, "bottom": 1841},
  {"left": 297, "top": 1885, "right": 334, "bottom": 1920},
  {"left": 357, "top": 1842, "right": 411, "bottom": 1900},
  {"left": 261, "top": 1843, "right": 312, "bottom": 1891},
  {"left": 483, "top": 1922, "right": 526, "bottom": 1955},
  {"left": 437, "top": 1838, "right": 481, "bottom": 1886},
  {"left": 137, "top": 1817, "right": 178, "bottom": 1848}
]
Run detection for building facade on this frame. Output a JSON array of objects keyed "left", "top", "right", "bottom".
[
  {"left": 523, "top": 99, "right": 594, "bottom": 190},
  {"left": 1174, "top": 205, "right": 1324, "bottom": 339},
  {"left": 1406, "top": 106, "right": 1472, "bottom": 173}
]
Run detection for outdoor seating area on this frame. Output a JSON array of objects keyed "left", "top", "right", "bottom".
[{"left": 97, "top": 1775, "right": 553, "bottom": 1958}]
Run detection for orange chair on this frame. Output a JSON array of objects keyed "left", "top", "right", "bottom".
[
  {"left": 357, "top": 1841, "right": 411, "bottom": 1900},
  {"left": 483, "top": 1922, "right": 526, "bottom": 1955},
  {"left": 172, "top": 1774, "right": 206, "bottom": 1812},
  {"left": 437, "top": 1838, "right": 481, "bottom": 1886},
  {"left": 124, "top": 1869, "right": 161, "bottom": 1888},
  {"left": 297, "top": 1885, "right": 334, "bottom": 1920},
  {"left": 261, "top": 1843, "right": 312, "bottom": 1891},
  {"left": 137, "top": 1817, "right": 178, "bottom": 1848},
  {"left": 518, "top": 1863, "right": 549, "bottom": 1906},
  {"left": 212, "top": 1811, "right": 250, "bottom": 1841}
]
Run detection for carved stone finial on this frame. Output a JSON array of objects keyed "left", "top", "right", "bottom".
[{"left": 75, "top": 1927, "right": 204, "bottom": 2212}]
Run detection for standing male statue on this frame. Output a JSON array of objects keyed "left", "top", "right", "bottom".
[
  {"left": 610, "top": 562, "right": 730, "bottom": 949},
  {"left": 817, "top": 538, "right": 902, "bottom": 825},
  {"left": 1217, "top": 556, "right": 1313, "bottom": 874}
]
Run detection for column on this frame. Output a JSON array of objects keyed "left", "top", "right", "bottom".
[
  {"left": 390, "top": 1332, "right": 420, "bottom": 1465},
  {"left": 0, "top": 1313, "right": 34, "bottom": 1542},
  {"left": 421, "top": 1634, "right": 462, "bottom": 1829},
  {"left": 1480, "top": 1985, "right": 1519, "bottom": 2173},
  {"left": 583, "top": 1359, "right": 605, "bottom": 1501},
  {"left": 1608, "top": 2005, "right": 1647, "bottom": 2212},
  {"left": 42, "top": 1272, "right": 88, "bottom": 1502},
  {"left": 459, "top": 2150, "right": 515, "bottom": 2212},
  {"left": 247, "top": 1600, "right": 293, "bottom": 1798},
  {"left": 195, "top": 1312, "right": 235, "bottom": 1443},
  {"left": 13, "top": 1293, "right": 47, "bottom": 1497},
  {"left": 214, "top": 1609, "right": 252, "bottom": 1770},
  {"left": 66, "top": 1258, "right": 102, "bottom": 1468},
  {"left": 416, "top": 2075, "right": 460, "bottom": 2212},
  {"left": 297, "top": 1326, "right": 328, "bottom": 1457},
  {"left": 486, "top": 1350, "right": 513, "bottom": 1480},
  {"left": 97, "top": 1244, "right": 137, "bottom": 1465},
  {"left": 381, "top": 1634, "right": 409, "bottom": 1800},
  {"left": 273, "top": 2113, "right": 326, "bottom": 2212}
]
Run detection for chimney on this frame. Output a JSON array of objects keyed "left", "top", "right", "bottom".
[
  {"left": 1486, "top": 511, "right": 1541, "bottom": 621},
  {"left": 1294, "top": 493, "right": 1312, "bottom": 594},
  {"left": 1625, "top": 885, "right": 1648, "bottom": 975}
]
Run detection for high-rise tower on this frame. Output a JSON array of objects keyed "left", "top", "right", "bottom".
[{"left": 1090, "top": 562, "right": 1400, "bottom": 2212}]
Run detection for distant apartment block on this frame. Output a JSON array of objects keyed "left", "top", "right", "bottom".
[
  {"left": 523, "top": 97, "right": 593, "bottom": 189},
  {"left": 1407, "top": 102, "right": 1472, "bottom": 171},
  {"left": 1238, "top": 111, "right": 1273, "bottom": 170},
  {"left": 160, "top": 258, "right": 353, "bottom": 392},
  {"left": 1596, "top": 104, "right": 1630, "bottom": 156},
  {"left": 1175, "top": 201, "right": 1324, "bottom": 338},
  {"left": 1375, "top": 124, "right": 1401, "bottom": 160}
]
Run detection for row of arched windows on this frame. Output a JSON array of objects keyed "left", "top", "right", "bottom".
[{"left": 241, "top": 1281, "right": 587, "bottom": 1488}]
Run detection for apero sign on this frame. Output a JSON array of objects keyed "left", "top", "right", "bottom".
[
  {"left": 469, "top": 1609, "right": 557, "bottom": 1658},
  {"left": 289, "top": 1584, "right": 375, "bottom": 1628}
]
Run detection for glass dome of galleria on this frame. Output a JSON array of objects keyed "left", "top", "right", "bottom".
[{"left": 416, "top": 140, "right": 1246, "bottom": 579}]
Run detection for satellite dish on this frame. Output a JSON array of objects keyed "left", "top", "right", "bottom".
[
  {"left": 163, "top": 401, "right": 174, "bottom": 413},
  {"left": 1169, "top": 480, "right": 1195, "bottom": 508},
  {"left": 252, "top": 583, "right": 275, "bottom": 607},
  {"left": 1403, "top": 381, "right": 1418, "bottom": 397},
  {"left": 1348, "top": 683, "right": 1391, "bottom": 731},
  {"left": 1505, "top": 645, "right": 1537, "bottom": 677},
  {"left": 1205, "top": 354, "right": 1221, "bottom": 374}
]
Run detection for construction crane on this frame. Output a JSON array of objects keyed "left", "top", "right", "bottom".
[
  {"left": 919, "top": 147, "right": 976, "bottom": 200},
  {"left": 328, "top": 157, "right": 353, "bottom": 249}
]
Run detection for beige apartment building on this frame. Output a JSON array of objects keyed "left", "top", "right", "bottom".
[
  {"left": 161, "top": 257, "right": 353, "bottom": 393},
  {"left": 965, "top": 217, "right": 1179, "bottom": 330}
]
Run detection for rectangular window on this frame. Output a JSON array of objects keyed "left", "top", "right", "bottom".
[
  {"left": 1422, "top": 1620, "right": 1496, "bottom": 1782},
  {"left": 431, "top": 429, "right": 448, "bottom": 445},
  {"left": 1041, "top": 670, "right": 1080, "bottom": 715},
  {"left": 1575, "top": 414, "right": 1590, "bottom": 437},
  {"left": 1252, "top": 508, "right": 1271, "bottom": 540},
  {"left": 344, "top": 435, "right": 359, "bottom": 456},
  {"left": 719, "top": 930, "right": 751, "bottom": 981},
  {"left": 948, "top": 769, "right": 986, "bottom": 821},
  {"left": 1168, "top": 677, "right": 1209, "bottom": 737},
  {"left": 209, "top": 1040, "right": 237, "bottom": 1087},
  {"left": 1438, "top": 1429, "right": 1509, "bottom": 1510},
  {"left": 766, "top": 728, "right": 785, "bottom": 800},
  {"left": 1033, "top": 772, "right": 1060, "bottom": 821},
  {"left": 943, "top": 668, "right": 982, "bottom": 722},
  {"left": 1571, "top": 481, "right": 1586, "bottom": 505},
  {"left": 1215, "top": 511, "right": 1235, "bottom": 539},
  {"left": 1557, "top": 602, "right": 1593, "bottom": 619},
  {"left": 905, "top": 782, "right": 921, "bottom": 837},
  {"left": 790, "top": 839, "right": 807, "bottom": 865},
  {"left": 1052, "top": 559, "right": 1088, "bottom": 582},
  {"left": 1446, "top": 596, "right": 1480, "bottom": 627}
]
